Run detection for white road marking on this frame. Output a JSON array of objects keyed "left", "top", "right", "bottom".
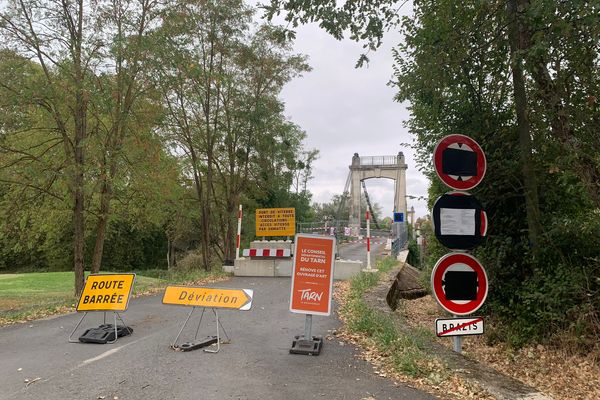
[
  {"left": 79, "top": 336, "right": 145, "bottom": 366},
  {"left": 82, "top": 345, "right": 126, "bottom": 365}
]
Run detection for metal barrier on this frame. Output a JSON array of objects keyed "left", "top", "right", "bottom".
[
  {"left": 391, "top": 222, "right": 408, "bottom": 257},
  {"left": 296, "top": 221, "right": 351, "bottom": 236}
]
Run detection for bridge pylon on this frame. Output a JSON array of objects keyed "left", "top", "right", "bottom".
[{"left": 348, "top": 152, "right": 408, "bottom": 235}]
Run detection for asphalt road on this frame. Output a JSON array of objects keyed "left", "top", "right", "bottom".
[
  {"left": 0, "top": 245, "right": 432, "bottom": 400},
  {"left": 337, "top": 236, "right": 389, "bottom": 264}
]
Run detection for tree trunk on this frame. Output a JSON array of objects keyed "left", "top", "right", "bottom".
[
  {"left": 73, "top": 158, "right": 86, "bottom": 296},
  {"left": 73, "top": 0, "right": 87, "bottom": 296},
  {"left": 73, "top": 90, "right": 87, "bottom": 295},
  {"left": 201, "top": 145, "right": 213, "bottom": 271},
  {"left": 507, "top": 0, "right": 542, "bottom": 250},
  {"left": 223, "top": 195, "right": 237, "bottom": 264},
  {"left": 91, "top": 173, "right": 112, "bottom": 274}
]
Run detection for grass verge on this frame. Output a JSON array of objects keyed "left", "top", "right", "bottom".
[
  {"left": 337, "top": 257, "right": 447, "bottom": 380},
  {"left": 0, "top": 268, "right": 229, "bottom": 325}
]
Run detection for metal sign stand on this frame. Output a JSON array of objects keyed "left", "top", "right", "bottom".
[
  {"left": 68, "top": 311, "right": 131, "bottom": 344},
  {"left": 453, "top": 335, "right": 463, "bottom": 353},
  {"left": 452, "top": 315, "right": 462, "bottom": 354},
  {"left": 171, "top": 307, "right": 230, "bottom": 353},
  {"left": 290, "top": 314, "right": 323, "bottom": 356}
]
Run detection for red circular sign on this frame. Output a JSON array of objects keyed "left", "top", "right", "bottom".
[
  {"left": 431, "top": 252, "right": 488, "bottom": 315},
  {"left": 433, "top": 134, "right": 486, "bottom": 190}
]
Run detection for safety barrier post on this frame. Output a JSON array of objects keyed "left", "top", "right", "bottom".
[{"left": 236, "top": 205, "right": 242, "bottom": 260}]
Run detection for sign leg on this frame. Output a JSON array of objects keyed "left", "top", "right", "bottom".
[
  {"left": 106, "top": 313, "right": 119, "bottom": 344},
  {"left": 304, "top": 314, "right": 312, "bottom": 340},
  {"left": 453, "top": 335, "right": 462, "bottom": 353},
  {"left": 171, "top": 307, "right": 195, "bottom": 349},
  {"left": 204, "top": 308, "right": 221, "bottom": 353},
  {"left": 68, "top": 312, "right": 88, "bottom": 343},
  {"left": 193, "top": 308, "right": 206, "bottom": 340},
  {"left": 115, "top": 312, "right": 133, "bottom": 336}
]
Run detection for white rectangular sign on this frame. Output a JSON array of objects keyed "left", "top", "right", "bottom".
[
  {"left": 440, "top": 208, "right": 475, "bottom": 235},
  {"left": 435, "top": 317, "right": 484, "bottom": 337}
]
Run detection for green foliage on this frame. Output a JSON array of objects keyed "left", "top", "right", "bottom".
[
  {"left": 406, "top": 238, "right": 421, "bottom": 268},
  {"left": 271, "top": 0, "right": 600, "bottom": 347},
  {"left": 398, "top": 0, "right": 600, "bottom": 347},
  {"left": 0, "top": 1, "right": 318, "bottom": 277}
]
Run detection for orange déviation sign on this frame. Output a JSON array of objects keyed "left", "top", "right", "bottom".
[
  {"left": 290, "top": 234, "right": 336, "bottom": 316},
  {"left": 162, "top": 286, "right": 253, "bottom": 310},
  {"left": 76, "top": 274, "right": 135, "bottom": 312}
]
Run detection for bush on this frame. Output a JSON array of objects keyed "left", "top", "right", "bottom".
[{"left": 174, "top": 251, "right": 205, "bottom": 272}]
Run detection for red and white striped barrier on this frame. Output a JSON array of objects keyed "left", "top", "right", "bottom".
[
  {"left": 242, "top": 248, "right": 291, "bottom": 257},
  {"left": 366, "top": 211, "right": 371, "bottom": 269},
  {"left": 235, "top": 204, "right": 242, "bottom": 260}
]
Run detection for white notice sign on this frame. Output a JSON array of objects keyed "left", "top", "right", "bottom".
[
  {"left": 435, "top": 317, "right": 484, "bottom": 337},
  {"left": 440, "top": 208, "right": 475, "bottom": 236}
]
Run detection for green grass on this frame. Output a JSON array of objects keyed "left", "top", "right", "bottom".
[
  {"left": 340, "top": 256, "right": 443, "bottom": 378},
  {"left": 0, "top": 268, "right": 228, "bottom": 323}
]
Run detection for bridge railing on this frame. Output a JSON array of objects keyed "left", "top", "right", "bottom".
[
  {"left": 296, "top": 221, "right": 351, "bottom": 236},
  {"left": 359, "top": 155, "right": 398, "bottom": 166},
  {"left": 391, "top": 222, "right": 408, "bottom": 257}
]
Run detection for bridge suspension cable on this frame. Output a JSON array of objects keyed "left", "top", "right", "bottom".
[
  {"left": 361, "top": 181, "right": 380, "bottom": 229},
  {"left": 336, "top": 171, "right": 351, "bottom": 221}
]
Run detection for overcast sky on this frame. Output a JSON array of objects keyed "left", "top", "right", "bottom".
[{"left": 265, "top": 9, "right": 430, "bottom": 220}]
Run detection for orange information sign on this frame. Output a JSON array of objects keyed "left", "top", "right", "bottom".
[
  {"left": 255, "top": 207, "right": 295, "bottom": 237},
  {"left": 290, "top": 234, "right": 336, "bottom": 316},
  {"left": 76, "top": 273, "right": 135, "bottom": 312}
]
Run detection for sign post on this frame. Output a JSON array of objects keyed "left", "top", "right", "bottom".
[
  {"left": 236, "top": 205, "right": 243, "bottom": 260},
  {"left": 163, "top": 286, "right": 253, "bottom": 352},
  {"left": 432, "top": 134, "right": 489, "bottom": 354},
  {"left": 362, "top": 211, "right": 377, "bottom": 272},
  {"left": 289, "top": 234, "right": 336, "bottom": 355},
  {"left": 69, "top": 273, "right": 136, "bottom": 344}
]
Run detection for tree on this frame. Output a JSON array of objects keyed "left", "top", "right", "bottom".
[
  {"left": 266, "top": 0, "right": 600, "bottom": 345},
  {"left": 88, "top": 0, "right": 165, "bottom": 274},
  {"left": 154, "top": 1, "right": 312, "bottom": 268},
  {"left": 1, "top": 0, "right": 170, "bottom": 291},
  {"left": 1, "top": 0, "right": 95, "bottom": 293}
]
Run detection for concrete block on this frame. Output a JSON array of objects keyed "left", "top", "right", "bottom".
[
  {"left": 334, "top": 259, "right": 364, "bottom": 280},
  {"left": 274, "top": 259, "right": 292, "bottom": 277},
  {"left": 222, "top": 264, "right": 234, "bottom": 273},
  {"left": 233, "top": 258, "right": 275, "bottom": 277}
]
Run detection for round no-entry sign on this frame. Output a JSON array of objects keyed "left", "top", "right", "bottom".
[
  {"left": 432, "top": 192, "right": 487, "bottom": 250},
  {"left": 433, "top": 134, "right": 486, "bottom": 190},
  {"left": 431, "top": 252, "right": 488, "bottom": 315}
]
